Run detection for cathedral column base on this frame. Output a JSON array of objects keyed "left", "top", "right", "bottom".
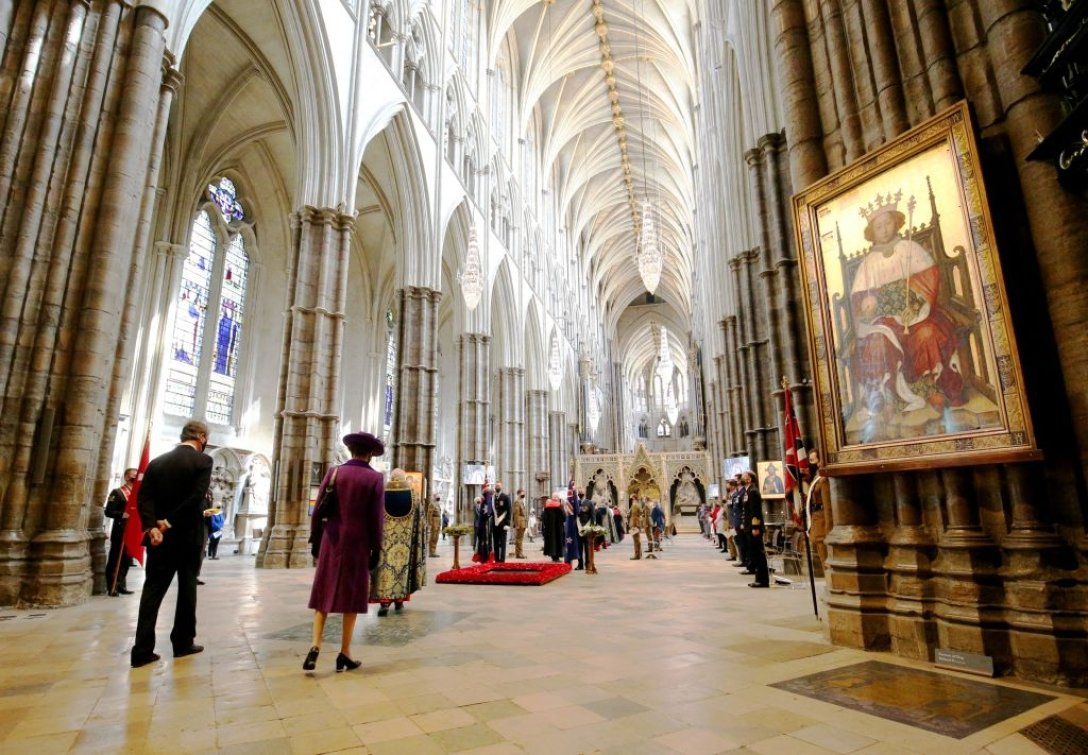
[
  {"left": 89, "top": 530, "right": 108, "bottom": 595},
  {"left": 23, "top": 530, "right": 91, "bottom": 607},
  {"left": 257, "top": 525, "right": 297, "bottom": 569},
  {"left": 825, "top": 525, "right": 890, "bottom": 651},
  {"left": 0, "top": 531, "right": 29, "bottom": 605},
  {"left": 886, "top": 527, "right": 938, "bottom": 661}
]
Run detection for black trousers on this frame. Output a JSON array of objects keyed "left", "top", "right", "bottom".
[
  {"left": 492, "top": 527, "right": 508, "bottom": 562},
  {"left": 748, "top": 534, "right": 769, "bottom": 585},
  {"left": 207, "top": 535, "right": 220, "bottom": 558},
  {"left": 105, "top": 526, "right": 131, "bottom": 592},
  {"left": 132, "top": 539, "right": 200, "bottom": 659},
  {"left": 735, "top": 530, "right": 749, "bottom": 566}
]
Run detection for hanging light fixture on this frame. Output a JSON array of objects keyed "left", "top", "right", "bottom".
[
  {"left": 656, "top": 324, "right": 673, "bottom": 380},
  {"left": 461, "top": 224, "right": 482, "bottom": 310},
  {"left": 547, "top": 332, "right": 563, "bottom": 391},
  {"left": 638, "top": 201, "right": 662, "bottom": 293}
]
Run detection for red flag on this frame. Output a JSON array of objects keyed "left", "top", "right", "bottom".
[
  {"left": 783, "top": 388, "right": 808, "bottom": 495},
  {"left": 123, "top": 436, "right": 150, "bottom": 565}
]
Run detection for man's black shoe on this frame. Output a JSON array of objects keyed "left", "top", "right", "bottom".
[
  {"left": 118, "top": 588, "right": 133, "bottom": 595},
  {"left": 131, "top": 653, "right": 160, "bottom": 668},
  {"left": 196, "top": 579, "right": 206, "bottom": 586},
  {"left": 748, "top": 582, "right": 769, "bottom": 588},
  {"left": 174, "top": 644, "right": 204, "bottom": 658}
]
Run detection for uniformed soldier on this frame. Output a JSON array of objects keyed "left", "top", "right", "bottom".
[
  {"left": 742, "top": 471, "right": 769, "bottom": 587},
  {"left": 627, "top": 496, "right": 649, "bottom": 560},
  {"left": 512, "top": 488, "right": 528, "bottom": 558}
]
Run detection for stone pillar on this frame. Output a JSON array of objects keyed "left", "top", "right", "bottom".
[
  {"left": 0, "top": 2, "right": 172, "bottom": 606},
  {"left": 258, "top": 208, "right": 354, "bottom": 569},
  {"left": 457, "top": 333, "right": 489, "bottom": 523},
  {"left": 525, "top": 389, "right": 549, "bottom": 498},
  {"left": 1001, "top": 463, "right": 1088, "bottom": 684},
  {"left": 88, "top": 57, "right": 180, "bottom": 595},
  {"left": 495, "top": 367, "right": 525, "bottom": 492},
  {"left": 933, "top": 468, "right": 1004, "bottom": 665},
  {"left": 825, "top": 474, "right": 889, "bottom": 650},
  {"left": 886, "top": 471, "right": 937, "bottom": 660},
  {"left": 548, "top": 411, "right": 567, "bottom": 495},
  {"left": 688, "top": 347, "right": 706, "bottom": 449},
  {"left": 393, "top": 287, "right": 441, "bottom": 481}
]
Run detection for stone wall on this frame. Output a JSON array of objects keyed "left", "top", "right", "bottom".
[{"left": 767, "top": 0, "right": 1088, "bottom": 686}]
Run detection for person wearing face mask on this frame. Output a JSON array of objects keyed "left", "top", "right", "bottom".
[{"left": 130, "top": 420, "right": 213, "bottom": 668}]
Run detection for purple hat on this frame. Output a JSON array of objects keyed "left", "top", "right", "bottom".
[{"left": 342, "top": 431, "right": 384, "bottom": 456}]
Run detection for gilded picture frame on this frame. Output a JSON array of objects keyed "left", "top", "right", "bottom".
[{"left": 792, "top": 101, "right": 1038, "bottom": 475}]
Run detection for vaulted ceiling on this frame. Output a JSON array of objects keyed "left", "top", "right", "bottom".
[{"left": 490, "top": 0, "right": 698, "bottom": 386}]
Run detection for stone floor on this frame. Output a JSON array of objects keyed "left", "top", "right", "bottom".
[{"left": 0, "top": 535, "right": 1084, "bottom": 754}]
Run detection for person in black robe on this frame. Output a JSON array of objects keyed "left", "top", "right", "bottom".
[
  {"left": 473, "top": 490, "right": 494, "bottom": 563},
  {"left": 612, "top": 505, "right": 625, "bottom": 542},
  {"left": 541, "top": 496, "right": 566, "bottom": 561}
]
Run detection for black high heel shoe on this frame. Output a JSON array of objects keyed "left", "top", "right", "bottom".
[
  {"left": 336, "top": 653, "right": 362, "bottom": 672},
  {"left": 302, "top": 646, "right": 320, "bottom": 671}
]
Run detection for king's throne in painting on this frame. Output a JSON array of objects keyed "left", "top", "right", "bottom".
[{"left": 830, "top": 177, "right": 999, "bottom": 444}]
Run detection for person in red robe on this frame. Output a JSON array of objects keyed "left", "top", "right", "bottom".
[{"left": 850, "top": 193, "right": 964, "bottom": 416}]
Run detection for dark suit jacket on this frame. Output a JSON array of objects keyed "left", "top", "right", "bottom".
[
  {"left": 743, "top": 485, "right": 764, "bottom": 537},
  {"left": 493, "top": 492, "right": 511, "bottom": 528},
  {"left": 137, "top": 444, "right": 213, "bottom": 550}
]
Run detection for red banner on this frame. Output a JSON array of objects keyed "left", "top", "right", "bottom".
[
  {"left": 123, "top": 436, "right": 150, "bottom": 565},
  {"left": 783, "top": 388, "right": 808, "bottom": 495}
]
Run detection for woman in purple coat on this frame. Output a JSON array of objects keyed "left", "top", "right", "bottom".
[{"left": 304, "top": 431, "right": 385, "bottom": 672}]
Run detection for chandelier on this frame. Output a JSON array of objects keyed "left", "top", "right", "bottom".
[
  {"left": 655, "top": 324, "right": 673, "bottom": 380},
  {"left": 461, "top": 225, "right": 482, "bottom": 310},
  {"left": 637, "top": 201, "right": 662, "bottom": 293},
  {"left": 547, "top": 332, "right": 563, "bottom": 391}
]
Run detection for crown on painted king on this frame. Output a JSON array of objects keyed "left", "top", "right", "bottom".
[{"left": 858, "top": 190, "right": 903, "bottom": 222}]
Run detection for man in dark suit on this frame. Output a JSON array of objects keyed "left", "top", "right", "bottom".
[
  {"left": 742, "top": 471, "right": 770, "bottom": 588},
  {"left": 130, "top": 420, "right": 213, "bottom": 668},
  {"left": 104, "top": 467, "right": 137, "bottom": 596},
  {"left": 492, "top": 482, "right": 512, "bottom": 562}
]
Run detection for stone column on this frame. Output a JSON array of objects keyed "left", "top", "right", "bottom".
[
  {"left": 689, "top": 347, "right": 706, "bottom": 448},
  {"left": 886, "top": 471, "right": 937, "bottom": 660},
  {"left": 525, "top": 389, "right": 549, "bottom": 498},
  {"left": 457, "top": 333, "right": 489, "bottom": 523},
  {"left": 0, "top": 2, "right": 171, "bottom": 606},
  {"left": 1001, "top": 463, "right": 1088, "bottom": 684},
  {"left": 495, "top": 367, "right": 525, "bottom": 491},
  {"left": 87, "top": 56, "right": 180, "bottom": 593},
  {"left": 548, "top": 411, "right": 565, "bottom": 490},
  {"left": 258, "top": 208, "right": 353, "bottom": 569},
  {"left": 772, "top": 0, "right": 828, "bottom": 185},
  {"left": 825, "top": 474, "right": 889, "bottom": 650},
  {"left": 932, "top": 468, "right": 1003, "bottom": 663},
  {"left": 393, "top": 287, "right": 441, "bottom": 480}
]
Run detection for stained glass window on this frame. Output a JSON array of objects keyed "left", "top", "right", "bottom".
[
  {"left": 207, "top": 177, "right": 244, "bottom": 222},
  {"left": 163, "top": 195, "right": 250, "bottom": 426},
  {"left": 164, "top": 211, "right": 215, "bottom": 417}
]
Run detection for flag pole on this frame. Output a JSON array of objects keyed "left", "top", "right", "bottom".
[
  {"left": 802, "top": 482, "right": 820, "bottom": 620},
  {"left": 782, "top": 376, "right": 819, "bottom": 620}
]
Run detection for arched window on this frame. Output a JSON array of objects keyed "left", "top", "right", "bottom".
[
  {"left": 383, "top": 306, "right": 398, "bottom": 442},
  {"left": 164, "top": 178, "right": 251, "bottom": 426}
]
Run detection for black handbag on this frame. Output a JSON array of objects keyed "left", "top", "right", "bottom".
[{"left": 309, "top": 467, "right": 339, "bottom": 558}]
